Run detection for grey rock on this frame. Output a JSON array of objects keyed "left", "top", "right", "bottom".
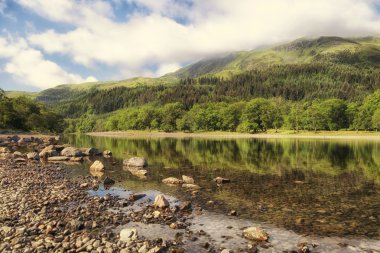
[
  {"left": 162, "top": 177, "right": 182, "bottom": 185},
  {"left": 26, "top": 152, "right": 39, "bottom": 160},
  {"left": 90, "top": 160, "right": 105, "bottom": 171},
  {"left": 182, "top": 175, "right": 194, "bottom": 184},
  {"left": 182, "top": 183, "right": 201, "bottom": 190},
  {"left": 154, "top": 194, "right": 169, "bottom": 208},
  {"left": 48, "top": 156, "right": 70, "bottom": 162},
  {"left": 12, "top": 151, "right": 24, "bottom": 159},
  {"left": 80, "top": 148, "right": 100, "bottom": 156},
  {"left": 242, "top": 227, "right": 268, "bottom": 241},
  {"left": 123, "top": 157, "right": 147, "bottom": 167},
  {"left": 120, "top": 228, "right": 138, "bottom": 242},
  {"left": 39, "top": 145, "right": 58, "bottom": 158},
  {"left": 61, "top": 147, "right": 83, "bottom": 157}
]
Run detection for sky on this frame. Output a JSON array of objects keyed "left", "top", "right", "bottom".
[{"left": 1, "top": 0, "right": 380, "bottom": 91}]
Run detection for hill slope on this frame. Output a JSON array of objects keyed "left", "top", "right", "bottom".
[
  {"left": 30, "top": 36, "right": 380, "bottom": 99},
  {"left": 5, "top": 36, "right": 376, "bottom": 115},
  {"left": 169, "top": 36, "right": 380, "bottom": 79}
]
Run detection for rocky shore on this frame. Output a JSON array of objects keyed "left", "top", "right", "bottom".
[{"left": 0, "top": 135, "right": 312, "bottom": 253}]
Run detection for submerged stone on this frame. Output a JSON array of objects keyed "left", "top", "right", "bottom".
[
  {"left": 90, "top": 160, "right": 105, "bottom": 171},
  {"left": 123, "top": 157, "right": 147, "bottom": 167},
  {"left": 242, "top": 227, "right": 269, "bottom": 241}
]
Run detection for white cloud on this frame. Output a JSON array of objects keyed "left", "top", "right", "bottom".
[
  {"left": 11, "top": 0, "right": 380, "bottom": 84},
  {"left": 0, "top": 37, "right": 92, "bottom": 89},
  {"left": 156, "top": 63, "right": 181, "bottom": 76},
  {"left": 85, "top": 76, "right": 98, "bottom": 82},
  {"left": 15, "top": 0, "right": 114, "bottom": 26}
]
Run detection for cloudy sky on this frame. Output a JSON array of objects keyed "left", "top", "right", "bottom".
[{"left": 0, "top": 0, "right": 380, "bottom": 91}]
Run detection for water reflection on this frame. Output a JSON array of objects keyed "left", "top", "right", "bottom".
[{"left": 65, "top": 135, "right": 380, "bottom": 238}]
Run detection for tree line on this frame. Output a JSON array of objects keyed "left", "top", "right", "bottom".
[
  {"left": 66, "top": 90, "right": 380, "bottom": 133},
  {"left": 0, "top": 89, "right": 64, "bottom": 132},
  {"left": 38, "top": 62, "right": 380, "bottom": 119}
]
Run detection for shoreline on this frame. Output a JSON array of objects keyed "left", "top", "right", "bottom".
[
  {"left": 0, "top": 133, "right": 58, "bottom": 138},
  {"left": 1, "top": 135, "right": 380, "bottom": 252},
  {"left": 87, "top": 130, "right": 380, "bottom": 141}
]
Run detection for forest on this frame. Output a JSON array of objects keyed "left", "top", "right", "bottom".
[
  {"left": 64, "top": 90, "right": 380, "bottom": 134},
  {"left": 36, "top": 62, "right": 379, "bottom": 134},
  {"left": 0, "top": 89, "right": 64, "bottom": 132},
  {"left": 40, "top": 63, "right": 380, "bottom": 120},
  {"left": 3, "top": 60, "right": 380, "bottom": 134}
]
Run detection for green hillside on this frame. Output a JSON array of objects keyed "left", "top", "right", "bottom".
[
  {"left": 35, "top": 35, "right": 380, "bottom": 99},
  {"left": 3, "top": 36, "right": 380, "bottom": 134},
  {"left": 5, "top": 91, "right": 38, "bottom": 99},
  {"left": 169, "top": 36, "right": 380, "bottom": 79}
]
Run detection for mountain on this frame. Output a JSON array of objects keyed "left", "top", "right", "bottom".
[
  {"left": 10, "top": 35, "right": 376, "bottom": 99},
  {"left": 3, "top": 35, "right": 379, "bottom": 134},
  {"left": 168, "top": 36, "right": 380, "bottom": 79},
  {"left": 5, "top": 36, "right": 380, "bottom": 113}
]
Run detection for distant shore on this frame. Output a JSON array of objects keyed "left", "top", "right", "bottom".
[{"left": 87, "top": 130, "right": 380, "bottom": 141}]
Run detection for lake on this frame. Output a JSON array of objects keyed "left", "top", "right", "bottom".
[{"left": 65, "top": 134, "right": 380, "bottom": 251}]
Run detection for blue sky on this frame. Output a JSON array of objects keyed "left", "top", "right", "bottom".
[{"left": 1, "top": 0, "right": 380, "bottom": 91}]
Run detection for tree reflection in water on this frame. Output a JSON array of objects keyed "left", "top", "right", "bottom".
[{"left": 66, "top": 135, "right": 380, "bottom": 238}]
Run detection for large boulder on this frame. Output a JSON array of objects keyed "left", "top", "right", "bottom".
[
  {"left": 80, "top": 148, "right": 100, "bottom": 156},
  {"left": 242, "top": 227, "right": 269, "bottom": 241},
  {"left": 61, "top": 147, "right": 83, "bottom": 157},
  {"left": 123, "top": 157, "right": 147, "bottom": 167},
  {"left": 154, "top": 194, "right": 169, "bottom": 208},
  {"left": 90, "top": 160, "right": 105, "bottom": 171},
  {"left": 162, "top": 177, "right": 182, "bottom": 185},
  {"left": 120, "top": 228, "right": 138, "bottom": 242}
]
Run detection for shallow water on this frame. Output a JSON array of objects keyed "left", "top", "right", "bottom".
[{"left": 64, "top": 134, "right": 380, "bottom": 251}]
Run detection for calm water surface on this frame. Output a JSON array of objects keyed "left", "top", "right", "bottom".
[{"left": 65, "top": 134, "right": 380, "bottom": 243}]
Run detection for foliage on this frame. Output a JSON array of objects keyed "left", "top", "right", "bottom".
[
  {"left": 0, "top": 89, "right": 64, "bottom": 132},
  {"left": 372, "top": 108, "right": 380, "bottom": 130},
  {"left": 23, "top": 36, "right": 380, "bottom": 133}
]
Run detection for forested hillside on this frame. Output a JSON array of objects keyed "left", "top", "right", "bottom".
[{"left": 5, "top": 36, "right": 380, "bottom": 133}]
